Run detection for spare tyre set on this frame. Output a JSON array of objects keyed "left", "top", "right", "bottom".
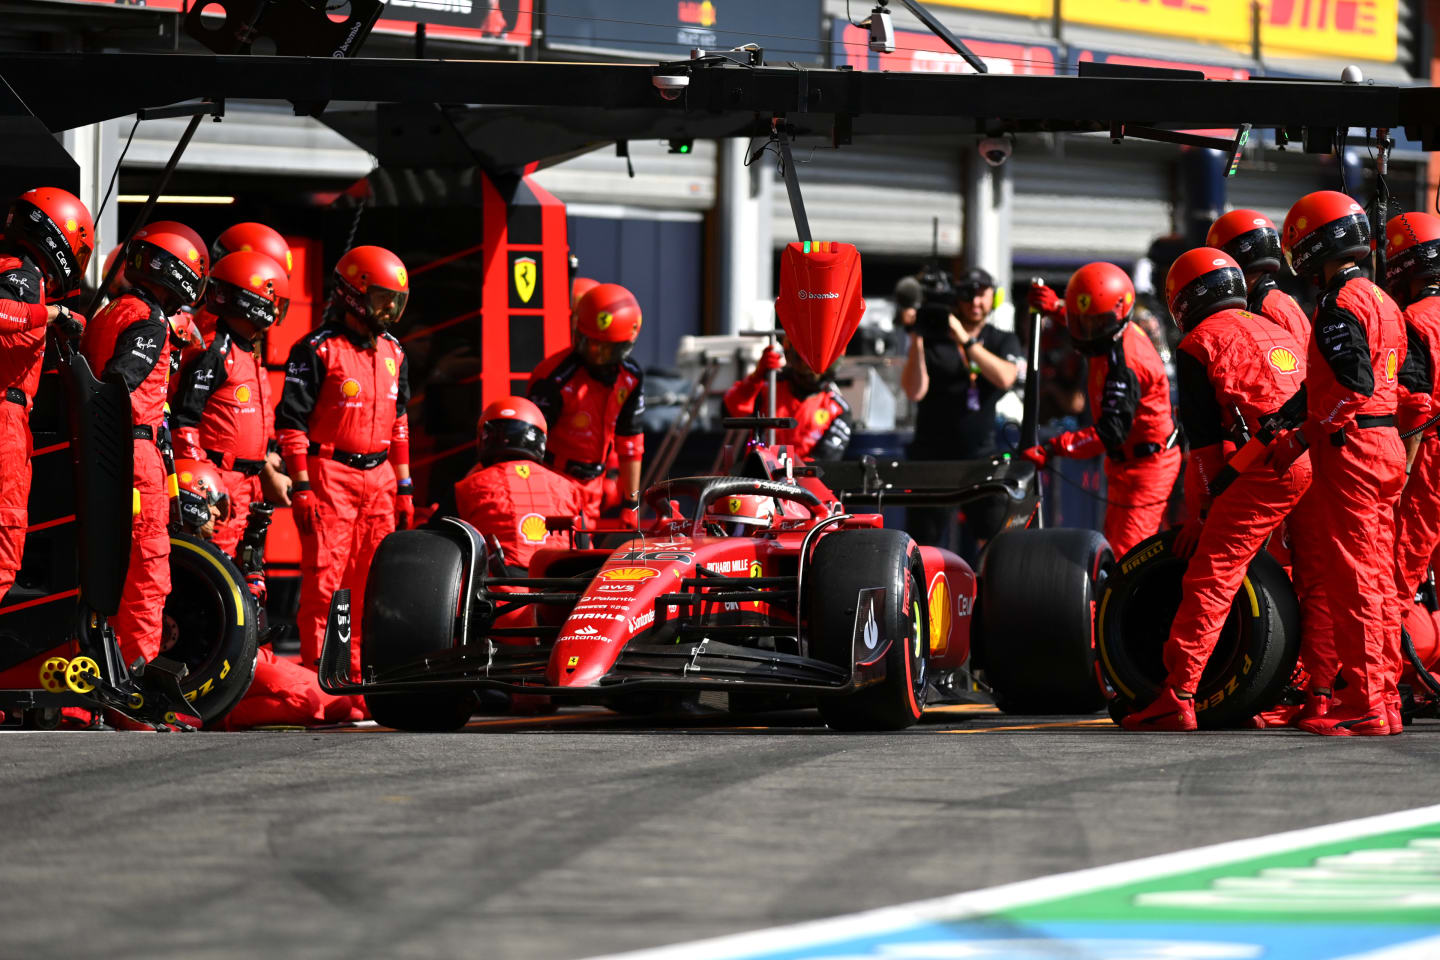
[
  {"left": 1095, "top": 530, "right": 1302, "bottom": 728},
  {"left": 163, "top": 533, "right": 260, "bottom": 725}
]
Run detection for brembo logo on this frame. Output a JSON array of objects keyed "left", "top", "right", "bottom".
[{"left": 797, "top": 290, "right": 840, "bottom": 300}]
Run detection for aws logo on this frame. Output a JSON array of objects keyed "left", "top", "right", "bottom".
[
  {"left": 677, "top": 1, "right": 716, "bottom": 27},
  {"left": 1267, "top": 347, "right": 1299, "bottom": 375},
  {"left": 518, "top": 513, "right": 548, "bottom": 543}
]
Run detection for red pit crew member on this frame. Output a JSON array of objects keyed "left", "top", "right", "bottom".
[
  {"left": 277, "top": 245, "right": 412, "bottom": 673},
  {"left": 723, "top": 338, "right": 853, "bottom": 462},
  {"left": 1384, "top": 213, "right": 1440, "bottom": 708},
  {"left": 1270, "top": 191, "right": 1407, "bottom": 736},
  {"left": 204, "top": 222, "right": 293, "bottom": 344},
  {"left": 528, "top": 283, "right": 644, "bottom": 525},
  {"left": 1023, "top": 263, "right": 1180, "bottom": 557},
  {"left": 0, "top": 188, "right": 93, "bottom": 601},
  {"left": 1207, "top": 209, "right": 1312, "bottom": 346},
  {"left": 172, "top": 251, "right": 292, "bottom": 557},
  {"left": 1121, "top": 249, "right": 1312, "bottom": 731},
  {"left": 455, "top": 397, "right": 584, "bottom": 574},
  {"left": 82, "top": 226, "right": 207, "bottom": 665}
]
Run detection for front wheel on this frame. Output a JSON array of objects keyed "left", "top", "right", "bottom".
[{"left": 808, "top": 529, "right": 928, "bottom": 731}]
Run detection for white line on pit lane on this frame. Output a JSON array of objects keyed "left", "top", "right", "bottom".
[{"left": 581, "top": 803, "right": 1440, "bottom": 960}]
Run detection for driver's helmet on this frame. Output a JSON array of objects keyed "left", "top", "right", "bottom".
[
  {"left": 703, "top": 494, "right": 776, "bottom": 536},
  {"left": 174, "top": 458, "right": 229, "bottom": 537}
]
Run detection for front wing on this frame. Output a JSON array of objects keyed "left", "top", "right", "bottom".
[{"left": 316, "top": 588, "right": 888, "bottom": 699}]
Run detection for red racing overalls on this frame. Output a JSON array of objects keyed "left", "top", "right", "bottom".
[
  {"left": 277, "top": 322, "right": 410, "bottom": 673},
  {"left": 527, "top": 351, "right": 644, "bottom": 524},
  {"left": 454, "top": 458, "right": 584, "bottom": 573},
  {"left": 1287, "top": 266, "right": 1406, "bottom": 732},
  {"left": 1250, "top": 276, "right": 1313, "bottom": 348},
  {"left": 1166, "top": 308, "right": 1311, "bottom": 694},
  {"left": 1392, "top": 289, "right": 1440, "bottom": 694},
  {"left": 172, "top": 318, "right": 274, "bottom": 557},
  {"left": 0, "top": 253, "right": 52, "bottom": 605},
  {"left": 80, "top": 289, "right": 172, "bottom": 665},
  {"left": 723, "top": 374, "right": 853, "bottom": 461}
]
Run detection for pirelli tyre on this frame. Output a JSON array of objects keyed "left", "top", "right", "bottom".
[
  {"left": 808, "top": 529, "right": 928, "bottom": 732},
  {"left": 1097, "top": 529, "right": 1301, "bottom": 728},
  {"left": 362, "top": 530, "right": 473, "bottom": 732},
  {"left": 974, "top": 528, "right": 1110, "bottom": 715},
  {"left": 164, "top": 534, "right": 260, "bottom": 725}
]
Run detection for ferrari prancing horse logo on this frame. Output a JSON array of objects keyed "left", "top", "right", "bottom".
[{"left": 514, "top": 257, "right": 537, "bottom": 304}]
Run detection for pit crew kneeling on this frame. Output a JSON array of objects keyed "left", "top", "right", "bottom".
[{"left": 172, "top": 460, "right": 359, "bottom": 729}]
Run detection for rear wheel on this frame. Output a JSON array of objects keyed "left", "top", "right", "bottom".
[
  {"left": 362, "top": 530, "right": 473, "bottom": 732},
  {"left": 1096, "top": 529, "right": 1300, "bottom": 728},
  {"left": 974, "top": 528, "right": 1109, "bottom": 714},
  {"left": 809, "top": 529, "right": 927, "bottom": 731},
  {"left": 164, "top": 534, "right": 259, "bottom": 725}
]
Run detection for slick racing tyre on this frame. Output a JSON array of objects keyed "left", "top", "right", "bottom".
[
  {"left": 164, "top": 534, "right": 260, "bottom": 725},
  {"left": 809, "top": 529, "right": 928, "bottom": 731},
  {"left": 362, "top": 530, "right": 472, "bottom": 732},
  {"left": 974, "top": 528, "right": 1109, "bottom": 715},
  {"left": 1096, "top": 529, "right": 1300, "bottom": 729}
]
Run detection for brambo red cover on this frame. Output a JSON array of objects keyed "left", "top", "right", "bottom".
[{"left": 774, "top": 241, "right": 865, "bottom": 375}]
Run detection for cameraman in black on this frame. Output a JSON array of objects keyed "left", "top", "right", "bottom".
[{"left": 901, "top": 267, "right": 1022, "bottom": 559}]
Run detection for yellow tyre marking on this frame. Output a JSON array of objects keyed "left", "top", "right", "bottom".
[{"left": 171, "top": 536, "right": 246, "bottom": 627}]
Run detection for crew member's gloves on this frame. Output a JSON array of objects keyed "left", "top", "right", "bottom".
[
  {"left": 49, "top": 304, "right": 84, "bottom": 340},
  {"left": 1027, "top": 283, "right": 1065, "bottom": 319},
  {"left": 752, "top": 346, "right": 783, "bottom": 378},
  {"left": 1021, "top": 445, "right": 1048, "bottom": 467},
  {"left": 619, "top": 496, "right": 640, "bottom": 530},
  {"left": 396, "top": 479, "right": 415, "bottom": 530},
  {"left": 1267, "top": 425, "right": 1313, "bottom": 476},
  {"left": 291, "top": 483, "right": 319, "bottom": 536},
  {"left": 1173, "top": 518, "right": 1205, "bottom": 560}
]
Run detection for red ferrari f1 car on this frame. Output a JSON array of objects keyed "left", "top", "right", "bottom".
[
  {"left": 317, "top": 240, "right": 1110, "bottom": 731},
  {"left": 316, "top": 434, "right": 1109, "bottom": 731}
]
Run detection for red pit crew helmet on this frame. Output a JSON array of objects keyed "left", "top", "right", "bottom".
[
  {"left": 208, "top": 251, "right": 291, "bottom": 330},
  {"left": 211, "top": 222, "right": 293, "bottom": 277},
  {"left": 128, "top": 228, "right": 209, "bottom": 308},
  {"left": 1064, "top": 261, "right": 1133, "bottom": 354},
  {"left": 334, "top": 245, "right": 409, "bottom": 334},
  {"left": 1282, "top": 190, "right": 1370, "bottom": 278},
  {"left": 1207, "top": 209, "right": 1283, "bottom": 275},
  {"left": 574, "top": 282, "right": 642, "bottom": 371},
  {"left": 478, "top": 395, "right": 548, "bottom": 465},
  {"left": 3, "top": 187, "right": 95, "bottom": 297},
  {"left": 174, "top": 458, "right": 229, "bottom": 535},
  {"left": 1166, "top": 248, "right": 1247, "bottom": 331},
  {"left": 1384, "top": 212, "right": 1440, "bottom": 299}
]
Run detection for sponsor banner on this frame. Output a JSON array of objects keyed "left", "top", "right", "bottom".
[
  {"left": 1261, "top": 0, "right": 1397, "bottom": 62},
  {"left": 831, "top": 22, "right": 1060, "bottom": 75},
  {"left": 544, "top": 0, "right": 824, "bottom": 63},
  {"left": 1065, "top": 0, "right": 1252, "bottom": 46},
  {"left": 925, "top": 0, "right": 1052, "bottom": 15},
  {"left": 373, "top": 0, "right": 534, "bottom": 45}
]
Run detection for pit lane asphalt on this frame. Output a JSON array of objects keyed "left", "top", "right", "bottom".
[{"left": 3, "top": 706, "right": 1439, "bottom": 960}]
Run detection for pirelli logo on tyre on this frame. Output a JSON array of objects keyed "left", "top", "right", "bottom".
[{"left": 1120, "top": 540, "right": 1166, "bottom": 575}]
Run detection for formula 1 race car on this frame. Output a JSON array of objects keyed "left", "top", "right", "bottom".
[{"left": 316, "top": 433, "right": 1110, "bottom": 732}]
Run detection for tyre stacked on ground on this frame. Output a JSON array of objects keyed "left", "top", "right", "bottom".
[
  {"left": 164, "top": 533, "right": 259, "bottom": 725},
  {"left": 1095, "top": 529, "right": 1301, "bottom": 728}
]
